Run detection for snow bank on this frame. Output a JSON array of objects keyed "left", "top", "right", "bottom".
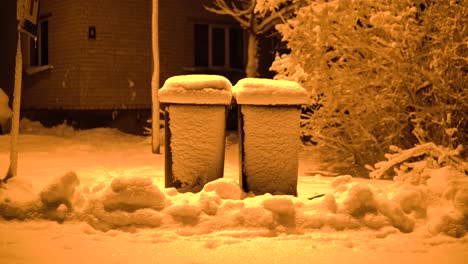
[
  {"left": 159, "top": 75, "right": 232, "bottom": 105},
  {"left": 19, "top": 118, "right": 75, "bottom": 137},
  {"left": 425, "top": 166, "right": 468, "bottom": 238},
  {"left": 1, "top": 167, "right": 467, "bottom": 238},
  {"left": 86, "top": 176, "right": 167, "bottom": 231},
  {"left": 167, "top": 105, "right": 226, "bottom": 192},
  {"left": 101, "top": 176, "right": 166, "bottom": 212},
  {"left": 240, "top": 106, "right": 301, "bottom": 195},
  {"left": 233, "top": 78, "right": 308, "bottom": 105},
  {"left": 40, "top": 171, "right": 80, "bottom": 210},
  {"left": 0, "top": 172, "right": 81, "bottom": 221}
]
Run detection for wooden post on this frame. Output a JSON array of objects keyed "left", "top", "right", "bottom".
[
  {"left": 151, "top": 0, "right": 161, "bottom": 154},
  {"left": 4, "top": 33, "right": 23, "bottom": 182}
]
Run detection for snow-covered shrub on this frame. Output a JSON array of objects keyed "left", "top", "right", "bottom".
[
  {"left": 0, "top": 88, "right": 12, "bottom": 134},
  {"left": 272, "top": 0, "right": 468, "bottom": 169},
  {"left": 370, "top": 143, "right": 468, "bottom": 237},
  {"left": 370, "top": 143, "right": 467, "bottom": 180}
]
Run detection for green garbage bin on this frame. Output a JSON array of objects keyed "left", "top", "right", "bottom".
[
  {"left": 233, "top": 78, "right": 308, "bottom": 195},
  {"left": 159, "top": 74, "right": 232, "bottom": 193}
]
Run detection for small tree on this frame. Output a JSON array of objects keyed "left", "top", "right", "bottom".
[
  {"left": 272, "top": 0, "right": 467, "bottom": 172},
  {"left": 205, "top": 0, "right": 301, "bottom": 77}
]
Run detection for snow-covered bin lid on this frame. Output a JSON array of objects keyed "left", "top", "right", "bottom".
[
  {"left": 159, "top": 74, "right": 232, "bottom": 105},
  {"left": 233, "top": 78, "right": 308, "bottom": 105}
]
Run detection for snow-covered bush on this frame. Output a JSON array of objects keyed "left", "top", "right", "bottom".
[
  {"left": 272, "top": 0, "right": 468, "bottom": 169},
  {"left": 0, "top": 88, "right": 12, "bottom": 134},
  {"left": 369, "top": 143, "right": 468, "bottom": 237}
]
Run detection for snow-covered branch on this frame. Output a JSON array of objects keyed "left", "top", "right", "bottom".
[
  {"left": 205, "top": 0, "right": 302, "bottom": 76},
  {"left": 204, "top": 0, "right": 252, "bottom": 29},
  {"left": 256, "top": 1, "right": 301, "bottom": 34},
  {"left": 370, "top": 143, "right": 468, "bottom": 179}
]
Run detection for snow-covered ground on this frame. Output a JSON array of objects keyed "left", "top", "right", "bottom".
[{"left": 0, "top": 120, "right": 467, "bottom": 264}]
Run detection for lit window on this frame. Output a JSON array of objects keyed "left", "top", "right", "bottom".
[{"left": 194, "top": 23, "right": 244, "bottom": 69}]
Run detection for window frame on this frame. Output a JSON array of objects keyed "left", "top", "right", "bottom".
[
  {"left": 25, "top": 16, "right": 50, "bottom": 67},
  {"left": 194, "top": 23, "right": 245, "bottom": 70}
]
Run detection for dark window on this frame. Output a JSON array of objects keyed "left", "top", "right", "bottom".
[
  {"left": 229, "top": 28, "right": 244, "bottom": 69},
  {"left": 29, "top": 18, "right": 49, "bottom": 66},
  {"left": 194, "top": 23, "right": 244, "bottom": 69},
  {"left": 212, "top": 28, "right": 225, "bottom": 66},
  {"left": 40, "top": 20, "right": 48, "bottom": 65},
  {"left": 29, "top": 36, "right": 38, "bottom": 65},
  {"left": 194, "top": 24, "right": 208, "bottom": 67}
]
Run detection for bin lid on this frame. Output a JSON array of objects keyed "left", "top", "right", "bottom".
[
  {"left": 159, "top": 75, "right": 232, "bottom": 105},
  {"left": 233, "top": 78, "right": 308, "bottom": 105}
]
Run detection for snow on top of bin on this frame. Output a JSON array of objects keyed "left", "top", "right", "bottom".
[
  {"left": 233, "top": 78, "right": 308, "bottom": 105},
  {"left": 159, "top": 75, "right": 232, "bottom": 105}
]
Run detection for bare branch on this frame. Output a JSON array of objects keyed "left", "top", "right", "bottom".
[
  {"left": 256, "top": 1, "right": 300, "bottom": 34},
  {"left": 204, "top": 0, "right": 251, "bottom": 28}
]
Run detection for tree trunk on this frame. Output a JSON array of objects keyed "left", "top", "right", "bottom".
[
  {"left": 5, "top": 33, "right": 22, "bottom": 182},
  {"left": 246, "top": 32, "right": 259, "bottom": 78},
  {"left": 151, "top": 0, "right": 160, "bottom": 154}
]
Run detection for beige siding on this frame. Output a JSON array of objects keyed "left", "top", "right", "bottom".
[
  {"left": 23, "top": 0, "right": 237, "bottom": 110},
  {"left": 23, "top": 0, "right": 84, "bottom": 109},
  {"left": 80, "top": 0, "right": 152, "bottom": 109}
]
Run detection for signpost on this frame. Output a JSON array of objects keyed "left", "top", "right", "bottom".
[
  {"left": 2, "top": 0, "right": 40, "bottom": 183},
  {"left": 19, "top": 0, "right": 40, "bottom": 38}
]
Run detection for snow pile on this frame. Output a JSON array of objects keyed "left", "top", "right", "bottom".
[
  {"left": 233, "top": 78, "right": 308, "bottom": 105},
  {"left": 19, "top": 118, "right": 76, "bottom": 137},
  {"left": 1, "top": 158, "right": 467, "bottom": 239},
  {"left": 40, "top": 171, "right": 80, "bottom": 210},
  {"left": 159, "top": 74, "right": 232, "bottom": 105},
  {"left": 85, "top": 176, "right": 166, "bottom": 232},
  {"left": 368, "top": 143, "right": 468, "bottom": 237},
  {"left": 241, "top": 106, "right": 301, "bottom": 195},
  {"left": 0, "top": 172, "right": 82, "bottom": 221},
  {"left": 0, "top": 178, "right": 39, "bottom": 220},
  {"left": 168, "top": 105, "right": 226, "bottom": 192},
  {"left": 426, "top": 166, "right": 468, "bottom": 238}
]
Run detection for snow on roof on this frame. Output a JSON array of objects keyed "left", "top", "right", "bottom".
[
  {"left": 233, "top": 78, "right": 308, "bottom": 105},
  {"left": 159, "top": 75, "right": 232, "bottom": 105}
]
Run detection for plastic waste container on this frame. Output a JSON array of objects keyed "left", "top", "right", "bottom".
[
  {"left": 233, "top": 78, "right": 307, "bottom": 195},
  {"left": 159, "top": 74, "right": 232, "bottom": 192}
]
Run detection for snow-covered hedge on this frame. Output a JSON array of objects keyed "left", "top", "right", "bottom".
[{"left": 272, "top": 0, "right": 468, "bottom": 170}]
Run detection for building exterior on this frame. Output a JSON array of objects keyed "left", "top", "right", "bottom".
[{"left": 0, "top": 0, "right": 276, "bottom": 133}]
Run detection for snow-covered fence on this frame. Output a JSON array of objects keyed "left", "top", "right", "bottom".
[
  {"left": 159, "top": 75, "right": 232, "bottom": 193},
  {"left": 233, "top": 78, "right": 308, "bottom": 195}
]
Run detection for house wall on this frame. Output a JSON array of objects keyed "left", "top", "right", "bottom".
[
  {"left": 159, "top": 0, "right": 243, "bottom": 85},
  {"left": 22, "top": 0, "right": 243, "bottom": 111},
  {"left": 23, "top": 0, "right": 152, "bottom": 110},
  {"left": 79, "top": 0, "right": 152, "bottom": 109},
  {"left": 23, "top": 0, "right": 83, "bottom": 109},
  {"left": 0, "top": 0, "right": 17, "bottom": 108}
]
